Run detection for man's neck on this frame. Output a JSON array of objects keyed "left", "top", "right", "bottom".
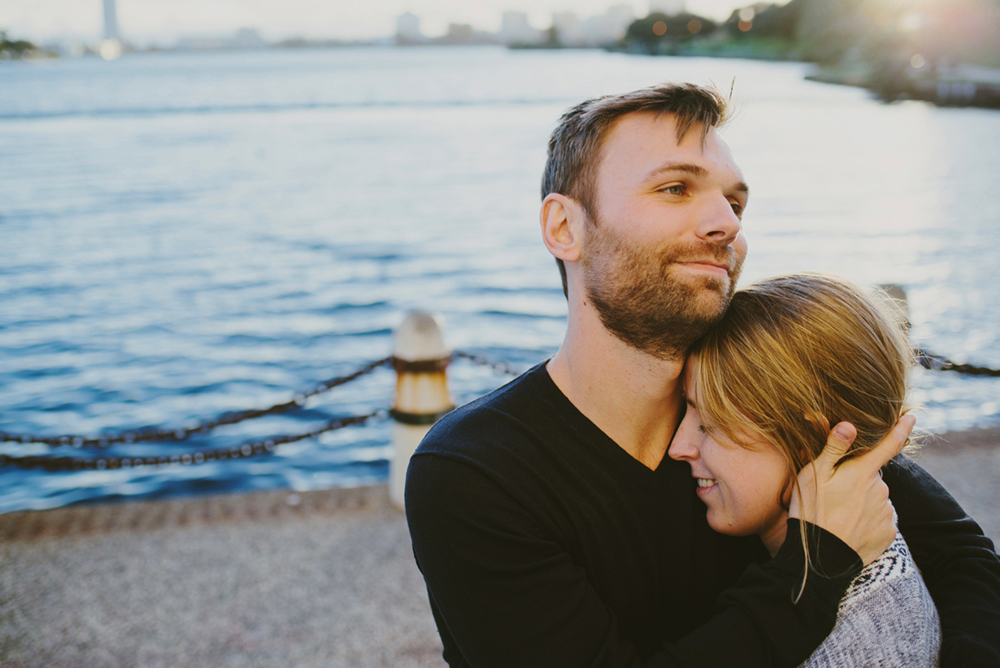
[{"left": 546, "top": 309, "right": 685, "bottom": 470}]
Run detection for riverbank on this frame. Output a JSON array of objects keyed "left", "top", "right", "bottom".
[
  {"left": 1, "top": 426, "right": 997, "bottom": 667},
  {"left": 806, "top": 62, "right": 1000, "bottom": 109}
]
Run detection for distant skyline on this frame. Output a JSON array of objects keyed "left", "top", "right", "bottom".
[{"left": 2, "top": 0, "right": 761, "bottom": 45}]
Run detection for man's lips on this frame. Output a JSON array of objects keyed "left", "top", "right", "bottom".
[{"left": 677, "top": 260, "right": 731, "bottom": 275}]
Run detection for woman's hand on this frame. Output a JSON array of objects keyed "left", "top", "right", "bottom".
[{"left": 789, "top": 415, "right": 915, "bottom": 565}]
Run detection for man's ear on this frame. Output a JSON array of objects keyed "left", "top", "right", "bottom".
[{"left": 540, "top": 193, "right": 585, "bottom": 263}]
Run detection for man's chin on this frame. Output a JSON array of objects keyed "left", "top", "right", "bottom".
[{"left": 684, "top": 275, "right": 731, "bottom": 311}]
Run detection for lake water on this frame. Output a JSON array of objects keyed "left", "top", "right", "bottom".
[{"left": 2, "top": 46, "right": 999, "bottom": 513}]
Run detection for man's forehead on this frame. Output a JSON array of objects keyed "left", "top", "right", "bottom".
[
  {"left": 600, "top": 111, "right": 742, "bottom": 179},
  {"left": 604, "top": 111, "right": 704, "bottom": 147}
]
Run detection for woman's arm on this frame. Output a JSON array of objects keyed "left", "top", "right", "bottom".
[{"left": 885, "top": 454, "right": 1000, "bottom": 667}]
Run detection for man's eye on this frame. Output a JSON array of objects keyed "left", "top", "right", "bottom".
[
  {"left": 730, "top": 201, "right": 744, "bottom": 217},
  {"left": 661, "top": 185, "right": 685, "bottom": 196}
]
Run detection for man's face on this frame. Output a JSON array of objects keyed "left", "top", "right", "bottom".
[{"left": 580, "top": 112, "right": 749, "bottom": 360}]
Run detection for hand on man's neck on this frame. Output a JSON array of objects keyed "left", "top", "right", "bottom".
[{"left": 547, "top": 304, "right": 686, "bottom": 470}]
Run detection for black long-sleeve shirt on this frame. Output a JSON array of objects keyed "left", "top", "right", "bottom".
[{"left": 406, "top": 363, "right": 1000, "bottom": 667}]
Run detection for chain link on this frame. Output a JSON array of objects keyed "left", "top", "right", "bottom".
[
  {"left": 0, "top": 411, "right": 387, "bottom": 472},
  {"left": 0, "top": 350, "right": 523, "bottom": 474},
  {"left": 2, "top": 346, "right": 996, "bottom": 474},
  {"left": 453, "top": 351, "right": 521, "bottom": 376},
  {"left": 1, "top": 347, "right": 994, "bottom": 461},
  {"left": 0, "top": 357, "right": 392, "bottom": 449}
]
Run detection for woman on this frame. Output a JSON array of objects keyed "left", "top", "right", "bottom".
[{"left": 669, "top": 272, "right": 940, "bottom": 667}]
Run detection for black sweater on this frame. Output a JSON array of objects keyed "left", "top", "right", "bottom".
[{"left": 405, "top": 364, "right": 1000, "bottom": 667}]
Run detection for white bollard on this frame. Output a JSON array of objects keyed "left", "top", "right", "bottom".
[
  {"left": 389, "top": 311, "right": 453, "bottom": 510},
  {"left": 878, "top": 283, "right": 910, "bottom": 330}
]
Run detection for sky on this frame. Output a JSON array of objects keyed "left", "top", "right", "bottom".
[{"left": 1, "top": 0, "right": 756, "bottom": 46}]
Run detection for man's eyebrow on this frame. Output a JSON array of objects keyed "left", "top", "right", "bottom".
[
  {"left": 646, "top": 162, "right": 708, "bottom": 181},
  {"left": 646, "top": 162, "right": 750, "bottom": 195}
]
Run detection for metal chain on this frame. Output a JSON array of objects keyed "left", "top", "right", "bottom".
[
  {"left": 915, "top": 349, "right": 1000, "bottom": 377},
  {"left": 453, "top": 351, "right": 521, "bottom": 376},
  {"left": 0, "top": 350, "right": 529, "bottom": 474},
  {"left": 0, "top": 411, "right": 387, "bottom": 472},
  {"left": 0, "top": 357, "right": 392, "bottom": 449},
  {"left": 2, "top": 347, "right": 994, "bottom": 456}
]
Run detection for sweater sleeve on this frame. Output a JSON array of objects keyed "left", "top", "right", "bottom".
[
  {"left": 885, "top": 454, "right": 1000, "bottom": 667},
  {"left": 406, "top": 454, "right": 860, "bottom": 668},
  {"left": 801, "top": 533, "right": 941, "bottom": 668}
]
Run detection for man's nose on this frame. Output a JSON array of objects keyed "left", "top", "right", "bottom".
[{"left": 695, "top": 195, "right": 741, "bottom": 245}]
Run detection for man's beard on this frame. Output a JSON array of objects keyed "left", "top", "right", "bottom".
[{"left": 581, "top": 215, "right": 743, "bottom": 362}]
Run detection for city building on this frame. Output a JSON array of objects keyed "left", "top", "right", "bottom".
[
  {"left": 230, "top": 28, "right": 267, "bottom": 49},
  {"left": 395, "top": 12, "right": 424, "bottom": 44},
  {"left": 174, "top": 28, "right": 267, "bottom": 51},
  {"left": 553, "top": 12, "right": 583, "bottom": 46},
  {"left": 500, "top": 11, "right": 544, "bottom": 45},
  {"left": 579, "top": 4, "right": 635, "bottom": 45},
  {"left": 102, "top": 0, "right": 120, "bottom": 41}
]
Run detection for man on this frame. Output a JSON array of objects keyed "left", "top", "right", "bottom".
[{"left": 405, "top": 83, "right": 1000, "bottom": 667}]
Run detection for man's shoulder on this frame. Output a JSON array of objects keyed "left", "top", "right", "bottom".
[
  {"left": 416, "top": 361, "right": 557, "bottom": 459},
  {"left": 406, "top": 361, "right": 583, "bottom": 514}
]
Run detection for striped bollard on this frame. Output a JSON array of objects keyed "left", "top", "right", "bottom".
[{"left": 390, "top": 311, "right": 454, "bottom": 510}]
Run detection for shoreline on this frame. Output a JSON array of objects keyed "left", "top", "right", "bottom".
[
  {"left": 1, "top": 424, "right": 997, "bottom": 538},
  {"left": 0, "top": 427, "right": 996, "bottom": 667}
]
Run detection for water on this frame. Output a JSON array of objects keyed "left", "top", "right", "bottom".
[{"left": 2, "top": 47, "right": 999, "bottom": 513}]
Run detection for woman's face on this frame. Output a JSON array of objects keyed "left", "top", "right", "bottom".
[{"left": 669, "top": 359, "right": 791, "bottom": 550}]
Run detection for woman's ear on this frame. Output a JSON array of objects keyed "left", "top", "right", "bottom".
[{"left": 540, "top": 193, "right": 584, "bottom": 263}]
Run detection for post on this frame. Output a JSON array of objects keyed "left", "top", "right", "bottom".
[
  {"left": 389, "top": 311, "right": 453, "bottom": 510},
  {"left": 878, "top": 283, "right": 910, "bottom": 330}
]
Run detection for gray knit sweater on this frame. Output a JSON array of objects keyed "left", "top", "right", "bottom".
[{"left": 802, "top": 532, "right": 941, "bottom": 667}]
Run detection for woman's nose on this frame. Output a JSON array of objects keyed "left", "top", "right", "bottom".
[{"left": 669, "top": 421, "right": 700, "bottom": 462}]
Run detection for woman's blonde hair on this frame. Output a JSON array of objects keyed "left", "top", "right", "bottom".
[{"left": 690, "top": 272, "right": 915, "bottom": 595}]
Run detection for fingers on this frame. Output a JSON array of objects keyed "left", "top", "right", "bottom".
[
  {"left": 814, "top": 421, "right": 857, "bottom": 468},
  {"left": 857, "top": 480, "right": 896, "bottom": 565},
  {"left": 790, "top": 417, "right": 909, "bottom": 565},
  {"left": 853, "top": 414, "right": 916, "bottom": 474}
]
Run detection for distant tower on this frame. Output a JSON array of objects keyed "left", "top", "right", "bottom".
[
  {"left": 396, "top": 12, "right": 423, "bottom": 43},
  {"left": 103, "top": 0, "right": 121, "bottom": 40},
  {"left": 501, "top": 11, "right": 541, "bottom": 45},
  {"left": 649, "top": 0, "right": 686, "bottom": 15},
  {"left": 552, "top": 12, "right": 582, "bottom": 46}
]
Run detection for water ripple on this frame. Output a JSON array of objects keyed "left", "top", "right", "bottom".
[{"left": 1, "top": 48, "right": 998, "bottom": 513}]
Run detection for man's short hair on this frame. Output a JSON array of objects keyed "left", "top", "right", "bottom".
[{"left": 541, "top": 82, "right": 731, "bottom": 298}]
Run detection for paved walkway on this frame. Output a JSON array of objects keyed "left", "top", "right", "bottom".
[
  {"left": 0, "top": 486, "right": 443, "bottom": 668},
  {"left": 1, "top": 427, "right": 997, "bottom": 668}
]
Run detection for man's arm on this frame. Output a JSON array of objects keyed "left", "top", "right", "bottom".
[
  {"left": 406, "top": 453, "right": 859, "bottom": 668},
  {"left": 885, "top": 453, "right": 1000, "bottom": 667}
]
